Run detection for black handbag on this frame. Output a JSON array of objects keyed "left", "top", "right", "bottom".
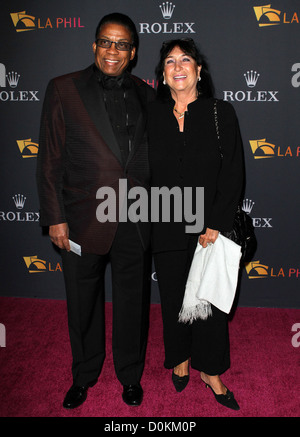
[{"left": 213, "top": 100, "right": 257, "bottom": 262}]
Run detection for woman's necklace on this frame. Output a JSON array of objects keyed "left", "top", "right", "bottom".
[
  {"left": 173, "top": 106, "right": 185, "bottom": 119},
  {"left": 173, "top": 93, "right": 199, "bottom": 119}
]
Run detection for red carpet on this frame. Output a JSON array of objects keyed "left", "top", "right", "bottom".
[{"left": 0, "top": 297, "right": 299, "bottom": 417}]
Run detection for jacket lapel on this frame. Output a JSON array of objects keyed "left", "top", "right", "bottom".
[{"left": 73, "top": 66, "right": 123, "bottom": 165}]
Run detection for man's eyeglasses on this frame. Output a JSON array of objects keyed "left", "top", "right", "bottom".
[{"left": 95, "top": 39, "right": 133, "bottom": 51}]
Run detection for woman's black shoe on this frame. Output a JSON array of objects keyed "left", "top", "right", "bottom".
[
  {"left": 205, "top": 383, "right": 240, "bottom": 410},
  {"left": 172, "top": 370, "right": 189, "bottom": 392}
]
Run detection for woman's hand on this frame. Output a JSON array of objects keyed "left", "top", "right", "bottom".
[{"left": 199, "top": 228, "right": 219, "bottom": 248}]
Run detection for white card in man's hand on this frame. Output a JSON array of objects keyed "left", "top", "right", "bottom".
[{"left": 69, "top": 240, "right": 81, "bottom": 256}]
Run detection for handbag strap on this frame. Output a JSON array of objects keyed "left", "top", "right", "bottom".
[
  {"left": 214, "top": 100, "right": 243, "bottom": 214},
  {"left": 213, "top": 99, "right": 223, "bottom": 159}
]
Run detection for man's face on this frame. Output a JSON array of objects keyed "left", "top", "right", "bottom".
[{"left": 93, "top": 22, "right": 136, "bottom": 76}]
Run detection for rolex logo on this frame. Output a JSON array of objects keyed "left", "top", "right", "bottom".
[
  {"left": 0, "top": 194, "right": 39, "bottom": 222},
  {"left": 0, "top": 64, "right": 39, "bottom": 102},
  {"left": 242, "top": 199, "right": 255, "bottom": 214},
  {"left": 224, "top": 71, "right": 279, "bottom": 102},
  {"left": 12, "top": 194, "right": 26, "bottom": 209},
  {"left": 241, "top": 197, "right": 273, "bottom": 228},
  {"left": 6, "top": 71, "right": 20, "bottom": 88},
  {"left": 159, "top": 2, "right": 175, "bottom": 19},
  {"left": 139, "top": 1, "right": 195, "bottom": 35},
  {"left": 244, "top": 70, "right": 260, "bottom": 88}
]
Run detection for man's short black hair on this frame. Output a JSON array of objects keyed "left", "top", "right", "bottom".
[{"left": 95, "top": 12, "right": 139, "bottom": 48}]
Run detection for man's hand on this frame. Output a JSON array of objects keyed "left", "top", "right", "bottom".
[{"left": 49, "top": 223, "right": 70, "bottom": 251}]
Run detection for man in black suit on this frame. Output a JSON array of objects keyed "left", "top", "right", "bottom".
[{"left": 36, "top": 13, "right": 155, "bottom": 409}]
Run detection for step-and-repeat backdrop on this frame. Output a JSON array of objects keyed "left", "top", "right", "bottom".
[{"left": 1, "top": 0, "right": 299, "bottom": 307}]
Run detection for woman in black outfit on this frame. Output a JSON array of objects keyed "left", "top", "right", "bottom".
[{"left": 148, "top": 39, "right": 244, "bottom": 410}]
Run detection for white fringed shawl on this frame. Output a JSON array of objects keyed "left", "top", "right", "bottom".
[{"left": 178, "top": 235, "right": 242, "bottom": 323}]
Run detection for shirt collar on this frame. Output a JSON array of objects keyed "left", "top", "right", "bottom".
[{"left": 93, "top": 65, "right": 132, "bottom": 90}]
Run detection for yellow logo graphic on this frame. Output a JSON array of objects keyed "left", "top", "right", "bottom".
[
  {"left": 245, "top": 261, "right": 269, "bottom": 279},
  {"left": 23, "top": 256, "right": 62, "bottom": 273},
  {"left": 245, "top": 260, "right": 299, "bottom": 279},
  {"left": 23, "top": 256, "right": 47, "bottom": 273},
  {"left": 249, "top": 139, "right": 275, "bottom": 159},
  {"left": 249, "top": 138, "right": 300, "bottom": 159},
  {"left": 254, "top": 4, "right": 299, "bottom": 27},
  {"left": 17, "top": 139, "right": 39, "bottom": 158},
  {"left": 10, "top": 11, "right": 35, "bottom": 32},
  {"left": 253, "top": 5, "right": 281, "bottom": 26},
  {"left": 10, "top": 11, "right": 84, "bottom": 31}
]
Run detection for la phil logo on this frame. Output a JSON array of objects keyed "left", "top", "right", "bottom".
[
  {"left": 16, "top": 139, "right": 39, "bottom": 158},
  {"left": 23, "top": 256, "right": 62, "bottom": 273},
  {"left": 139, "top": 2, "right": 196, "bottom": 34},
  {"left": 223, "top": 70, "right": 279, "bottom": 102},
  {"left": 253, "top": 4, "right": 299, "bottom": 27},
  {"left": 0, "top": 63, "right": 39, "bottom": 102},
  {"left": 10, "top": 11, "right": 84, "bottom": 32},
  {"left": 249, "top": 138, "right": 300, "bottom": 159},
  {"left": 245, "top": 260, "right": 300, "bottom": 279}
]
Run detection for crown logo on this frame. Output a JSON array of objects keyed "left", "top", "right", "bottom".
[
  {"left": 159, "top": 2, "right": 175, "bottom": 19},
  {"left": 12, "top": 194, "right": 26, "bottom": 209},
  {"left": 244, "top": 70, "right": 260, "bottom": 88},
  {"left": 242, "top": 199, "right": 255, "bottom": 214},
  {"left": 6, "top": 71, "right": 20, "bottom": 88}
]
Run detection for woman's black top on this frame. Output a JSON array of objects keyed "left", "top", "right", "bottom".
[{"left": 148, "top": 96, "right": 244, "bottom": 253}]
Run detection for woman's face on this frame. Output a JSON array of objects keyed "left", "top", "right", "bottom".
[{"left": 163, "top": 46, "right": 201, "bottom": 96}]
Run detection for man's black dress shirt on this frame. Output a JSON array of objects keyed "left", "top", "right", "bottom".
[{"left": 96, "top": 68, "right": 141, "bottom": 166}]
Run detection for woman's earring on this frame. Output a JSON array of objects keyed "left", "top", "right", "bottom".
[
  {"left": 198, "top": 76, "right": 201, "bottom": 82},
  {"left": 163, "top": 79, "right": 166, "bottom": 85}
]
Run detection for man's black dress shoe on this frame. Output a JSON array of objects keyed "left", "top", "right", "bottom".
[
  {"left": 63, "top": 381, "right": 96, "bottom": 409},
  {"left": 122, "top": 383, "right": 143, "bottom": 406}
]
